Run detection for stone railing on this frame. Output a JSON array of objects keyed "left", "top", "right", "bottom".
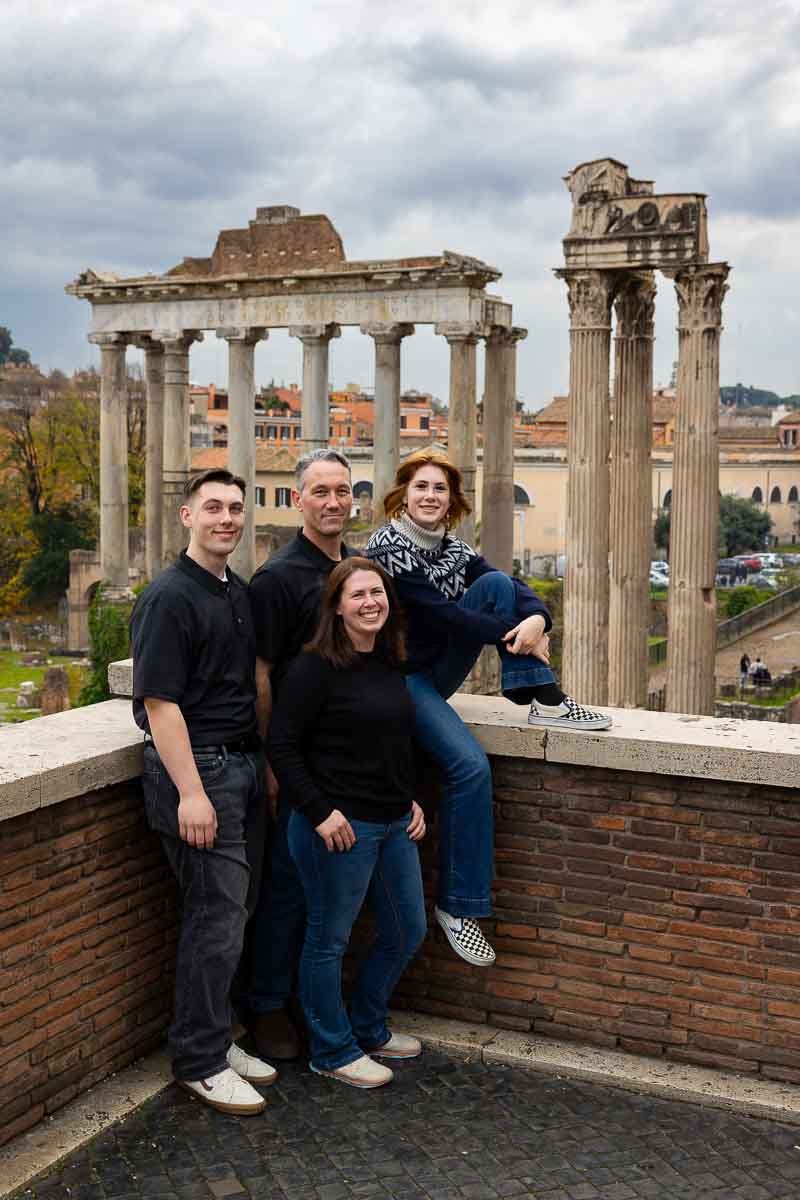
[
  {"left": 716, "top": 584, "right": 800, "bottom": 649},
  {"left": 3, "top": 662, "right": 800, "bottom": 1146}
]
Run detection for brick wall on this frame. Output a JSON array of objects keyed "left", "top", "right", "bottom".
[
  {"left": 0, "top": 784, "right": 178, "bottom": 1146},
  {"left": 5, "top": 751, "right": 800, "bottom": 1146},
  {"left": 391, "top": 756, "right": 800, "bottom": 1083}
]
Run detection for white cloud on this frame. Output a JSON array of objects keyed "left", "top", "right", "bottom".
[{"left": 2, "top": 0, "right": 799, "bottom": 396}]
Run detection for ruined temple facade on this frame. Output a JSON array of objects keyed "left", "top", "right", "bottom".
[
  {"left": 557, "top": 159, "right": 729, "bottom": 716},
  {"left": 67, "top": 205, "right": 524, "bottom": 584}
]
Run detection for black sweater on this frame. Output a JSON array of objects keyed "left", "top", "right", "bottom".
[
  {"left": 267, "top": 650, "right": 416, "bottom": 828},
  {"left": 365, "top": 518, "right": 552, "bottom": 674}
]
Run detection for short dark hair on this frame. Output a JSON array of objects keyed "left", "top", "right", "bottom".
[
  {"left": 306, "top": 557, "right": 405, "bottom": 670},
  {"left": 184, "top": 468, "right": 246, "bottom": 499}
]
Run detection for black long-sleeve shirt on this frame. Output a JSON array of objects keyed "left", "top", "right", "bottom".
[{"left": 267, "top": 650, "right": 416, "bottom": 828}]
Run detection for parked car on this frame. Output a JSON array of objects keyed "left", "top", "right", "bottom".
[
  {"left": 650, "top": 560, "right": 669, "bottom": 577},
  {"left": 734, "top": 554, "right": 762, "bottom": 572},
  {"left": 650, "top": 569, "right": 668, "bottom": 588},
  {"left": 717, "top": 558, "right": 738, "bottom": 577},
  {"left": 748, "top": 573, "right": 779, "bottom": 590},
  {"left": 760, "top": 553, "right": 782, "bottom": 570}
]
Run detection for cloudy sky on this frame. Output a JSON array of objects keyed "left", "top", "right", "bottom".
[{"left": 3, "top": 0, "right": 799, "bottom": 409}]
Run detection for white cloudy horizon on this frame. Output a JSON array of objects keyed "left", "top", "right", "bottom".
[{"left": 3, "top": 0, "right": 800, "bottom": 408}]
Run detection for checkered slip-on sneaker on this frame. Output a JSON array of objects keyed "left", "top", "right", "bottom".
[
  {"left": 527, "top": 694, "right": 612, "bottom": 731},
  {"left": 434, "top": 906, "right": 496, "bottom": 967}
]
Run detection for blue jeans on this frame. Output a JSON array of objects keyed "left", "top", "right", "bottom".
[
  {"left": 407, "top": 571, "right": 554, "bottom": 919},
  {"left": 247, "top": 795, "right": 307, "bottom": 1014},
  {"left": 288, "top": 810, "right": 426, "bottom": 1072},
  {"left": 141, "top": 743, "right": 266, "bottom": 1081}
]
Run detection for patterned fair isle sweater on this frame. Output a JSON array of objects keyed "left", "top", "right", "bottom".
[{"left": 365, "top": 514, "right": 551, "bottom": 674}]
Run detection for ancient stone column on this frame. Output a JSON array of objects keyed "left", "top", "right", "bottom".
[
  {"left": 436, "top": 323, "right": 480, "bottom": 545},
  {"left": 609, "top": 274, "right": 656, "bottom": 708},
  {"left": 155, "top": 331, "right": 203, "bottom": 565},
  {"left": 289, "top": 324, "right": 341, "bottom": 451},
  {"left": 88, "top": 333, "right": 129, "bottom": 589},
  {"left": 133, "top": 337, "right": 165, "bottom": 581},
  {"left": 482, "top": 326, "right": 527, "bottom": 570},
  {"left": 361, "top": 323, "right": 415, "bottom": 522},
  {"left": 218, "top": 327, "right": 268, "bottom": 580},
  {"left": 555, "top": 268, "right": 615, "bottom": 705},
  {"left": 665, "top": 263, "right": 730, "bottom": 715}
]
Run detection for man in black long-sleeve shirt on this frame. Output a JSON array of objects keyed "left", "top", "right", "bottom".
[{"left": 245, "top": 448, "right": 353, "bottom": 1060}]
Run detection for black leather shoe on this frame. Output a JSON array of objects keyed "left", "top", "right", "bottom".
[{"left": 250, "top": 1009, "right": 301, "bottom": 1061}]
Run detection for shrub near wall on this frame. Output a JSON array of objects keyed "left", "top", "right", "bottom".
[
  {"left": 0, "top": 783, "right": 178, "bottom": 1146},
  {"left": 392, "top": 756, "right": 800, "bottom": 1082}
]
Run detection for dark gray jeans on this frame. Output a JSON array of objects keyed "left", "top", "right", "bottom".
[{"left": 142, "top": 742, "right": 266, "bottom": 1082}]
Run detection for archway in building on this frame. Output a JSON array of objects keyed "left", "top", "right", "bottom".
[
  {"left": 752, "top": 486, "right": 763, "bottom": 503},
  {"left": 789, "top": 485, "right": 799, "bottom": 503},
  {"left": 770, "top": 486, "right": 782, "bottom": 504},
  {"left": 513, "top": 484, "right": 531, "bottom": 505}
]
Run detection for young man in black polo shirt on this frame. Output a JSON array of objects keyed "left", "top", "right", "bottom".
[
  {"left": 246, "top": 448, "right": 353, "bottom": 1060},
  {"left": 131, "top": 469, "right": 276, "bottom": 1116}
]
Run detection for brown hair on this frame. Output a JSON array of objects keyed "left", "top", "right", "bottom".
[
  {"left": 307, "top": 557, "right": 406, "bottom": 670},
  {"left": 184, "top": 468, "right": 246, "bottom": 499},
  {"left": 382, "top": 449, "right": 471, "bottom": 530}
]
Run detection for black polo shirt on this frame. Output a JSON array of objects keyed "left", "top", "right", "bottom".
[
  {"left": 248, "top": 530, "right": 350, "bottom": 695},
  {"left": 130, "top": 551, "right": 257, "bottom": 745}
]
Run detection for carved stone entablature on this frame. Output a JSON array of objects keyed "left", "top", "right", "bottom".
[
  {"left": 562, "top": 159, "right": 709, "bottom": 271},
  {"left": 555, "top": 269, "right": 614, "bottom": 331},
  {"left": 669, "top": 263, "right": 730, "bottom": 333},
  {"left": 613, "top": 274, "right": 656, "bottom": 339}
]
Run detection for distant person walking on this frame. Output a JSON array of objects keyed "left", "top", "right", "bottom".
[{"left": 740, "top": 653, "right": 751, "bottom": 690}]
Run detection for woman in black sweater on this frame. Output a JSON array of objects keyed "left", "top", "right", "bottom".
[{"left": 268, "top": 557, "right": 427, "bottom": 1090}]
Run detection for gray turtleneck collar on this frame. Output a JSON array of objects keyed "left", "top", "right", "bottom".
[{"left": 391, "top": 512, "right": 446, "bottom": 552}]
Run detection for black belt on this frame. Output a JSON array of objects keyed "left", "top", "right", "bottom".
[{"left": 145, "top": 733, "right": 261, "bottom": 754}]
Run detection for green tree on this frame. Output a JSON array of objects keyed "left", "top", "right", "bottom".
[
  {"left": 0, "top": 326, "right": 31, "bottom": 366},
  {"left": 654, "top": 495, "right": 772, "bottom": 557},
  {"left": 22, "top": 503, "right": 96, "bottom": 603}
]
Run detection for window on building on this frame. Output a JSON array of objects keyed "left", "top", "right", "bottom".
[
  {"left": 400, "top": 415, "right": 407, "bottom": 429},
  {"left": 254, "top": 487, "right": 266, "bottom": 506},
  {"left": 275, "top": 487, "right": 292, "bottom": 508},
  {"left": 789, "top": 486, "right": 799, "bottom": 503},
  {"left": 752, "top": 486, "right": 763, "bottom": 503},
  {"left": 420, "top": 416, "right": 430, "bottom": 430},
  {"left": 346, "top": 426, "right": 352, "bottom": 438},
  {"left": 267, "top": 425, "right": 277, "bottom": 439},
  {"left": 513, "top": 484, "right": 531, "bottom": 506},
  {"left": 280, "top": 426, "right": 290, "bottom": 439},
  {"left": 770, "top": 486, "right": 782, "bottom": 504},
  {"left": 329, "top": 425, "right": 334, "bottom": 437},
  {"left": 255, "top": 425, "right": 264, "bottom": 438}
]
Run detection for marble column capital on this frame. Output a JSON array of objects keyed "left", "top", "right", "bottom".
[
  {"left": 484, "top": 324, "right": 528, "bottom": 347},
  {"left": 216, "top": 326, "right": 269, "bottom": 346},
  {"left": 359, "top": 322, "right": 414, "bottom": 344},
  {"left": 151, "top": 330, "right": 204, "bottom": 353},
  {"left": 288, "top": 323, "right": 341, "bottom": 344},
  {"left": 668, "top": 262, "right": 730, "bottom": 333},
  {"left": 131, "top": 334, "right": 165, "bottom": 355},
  {"left": 613, "top": 273, "right": 656, "bottom": 340},
  {"left": 434, "top": 322, "right": 482, "bottom": 346},
  {"left": 88, "top": 332, "right": 129, "bottom": 350},
  {"left": 555, "top": 268, "right": 615, "bottom": 330}
]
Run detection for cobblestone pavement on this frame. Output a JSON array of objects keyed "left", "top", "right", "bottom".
[{"left": 18, "top": 1050, "right": 800, "bottom": 1200}]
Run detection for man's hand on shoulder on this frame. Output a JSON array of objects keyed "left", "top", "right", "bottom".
[{"left": 178, "top": 790, "right": 218, "bottom": 849}]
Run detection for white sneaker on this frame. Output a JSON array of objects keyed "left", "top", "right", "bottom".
[
  {"left": 435, "top": 906, "right": 496, "bottom": 967},
  {"left": 227, "top": 1042, "right": 278, "bottom": 1086},
  {"left": 366, "top": 1032, "right": 422, "bottom": 1059},
  {"left": 528, "top": 694, "right": 612, "bottom": 731},
  {"left": 310, "top": 1054, "right": 393, "bottom": 1088},
  {"left": 178, "top": 1066, "right": 266, "bottom": 1114}
]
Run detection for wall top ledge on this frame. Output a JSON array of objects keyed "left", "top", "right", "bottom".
[
  {"left": 0, "top": 701, "right": 142, "bottom": 822},
  {"left": 3, "top": 681, "right": 799, "bottom": 825},
  {"left": 452, "top": 694, "right": 800, "bottom": 790}
]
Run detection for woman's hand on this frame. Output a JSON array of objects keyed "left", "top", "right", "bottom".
[
  {"left": 406, "top": 801, "right": 426, "bottom": 842},
  {"left": 502, "top": 613, "right": 549, "bottom": 660},
  {"left": 315, "top": 809, "right": 356, "bottom": 853}
]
